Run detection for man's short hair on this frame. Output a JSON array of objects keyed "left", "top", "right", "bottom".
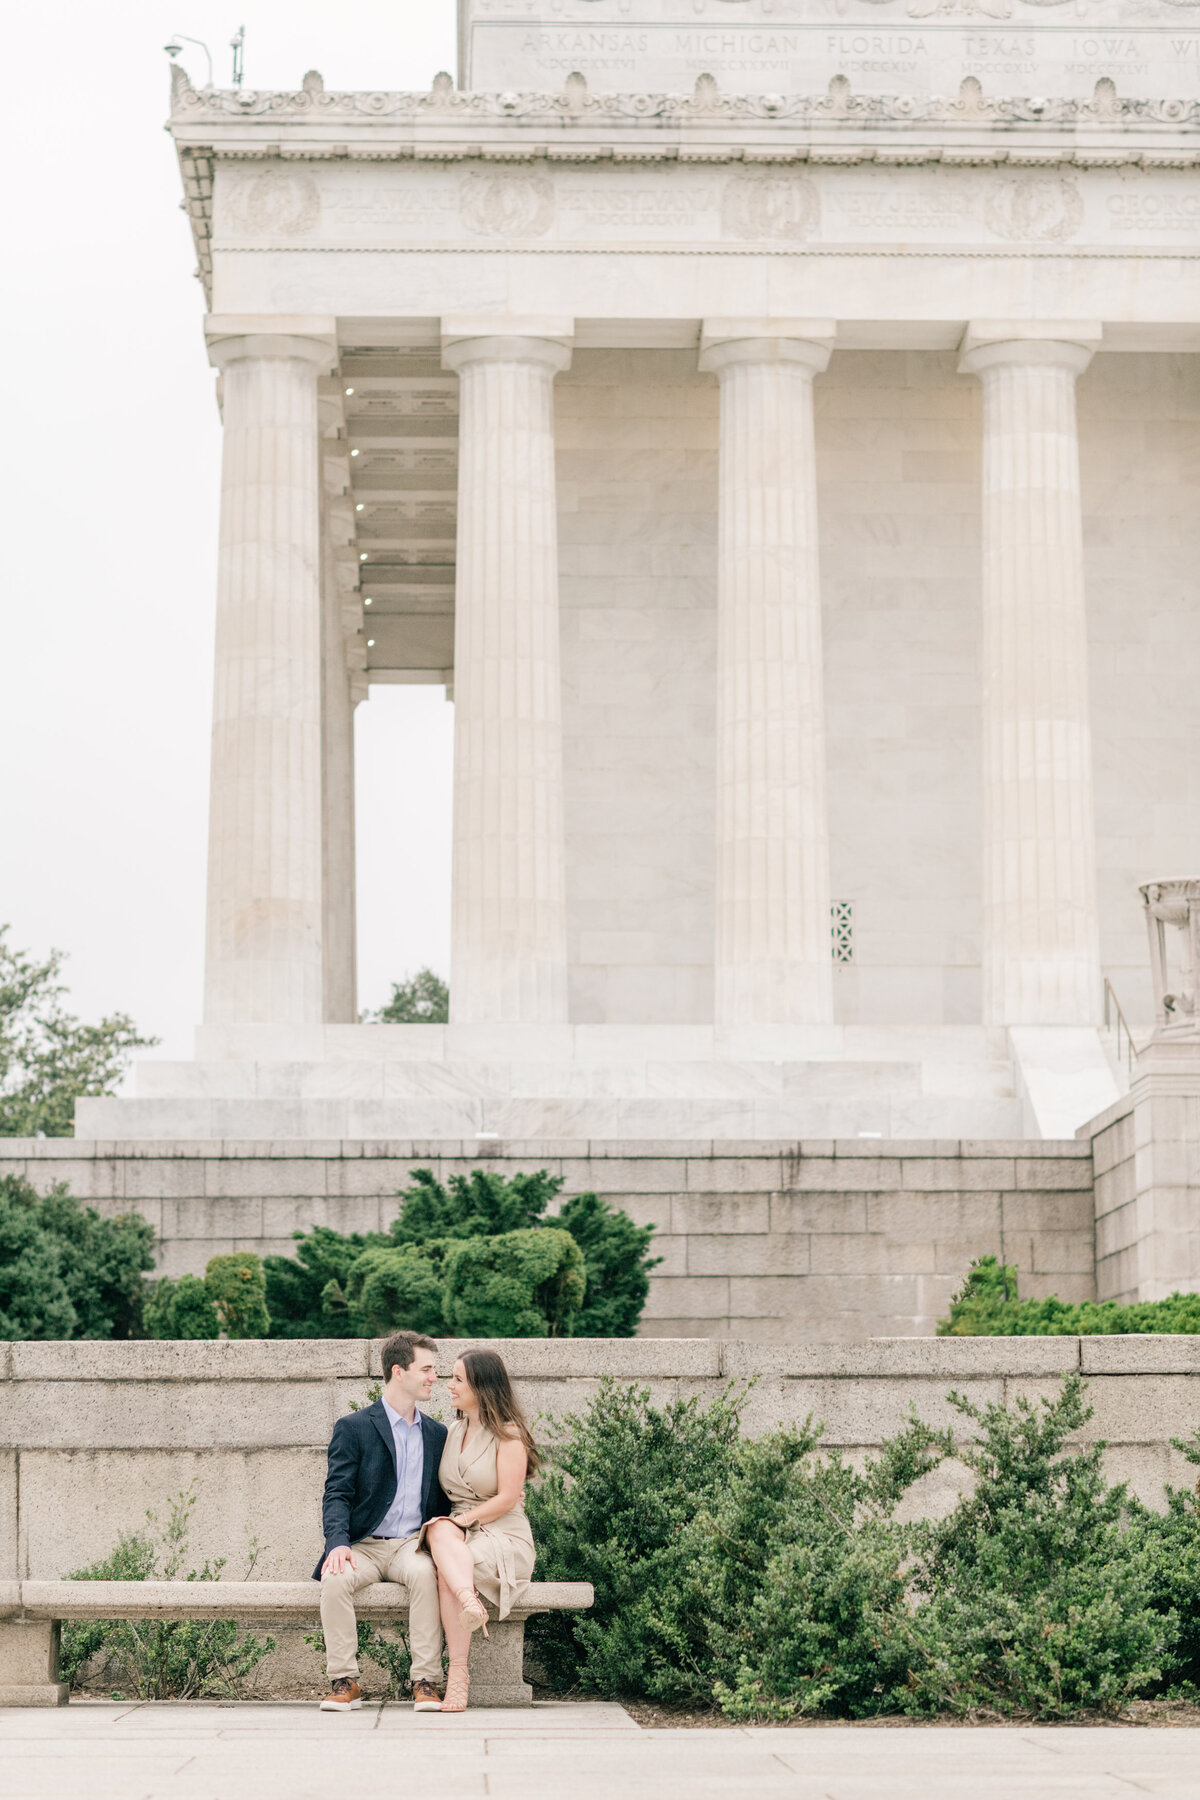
[{"left": 381, "top": 1330, "right": 438, "bottom": 1384}]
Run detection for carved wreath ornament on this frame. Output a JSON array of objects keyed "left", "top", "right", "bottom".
[
  {"left": 983, "top": 174, "right": 1084, "bottom": 240},
  {"left": 224, "top": 166, "right": 321, "bottom": 234},
  {"left": 722, "top": 172, "right": 820, "bottom": 239},
  {"left": 458, "top": 169, "right": 556, "bottom": 236}
]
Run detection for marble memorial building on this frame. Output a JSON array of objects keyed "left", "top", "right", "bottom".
[{"left": 86, "top": 0, "right": 1200, "bottom": 1145}]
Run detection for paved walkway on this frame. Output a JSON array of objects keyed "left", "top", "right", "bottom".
[{"left": 3, "top": 1701, "right": 1200, "bottom": 1799}]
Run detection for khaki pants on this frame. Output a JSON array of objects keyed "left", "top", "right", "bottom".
[{"left": 319, "top": 1536, "right": 443, "bottom": 1685}]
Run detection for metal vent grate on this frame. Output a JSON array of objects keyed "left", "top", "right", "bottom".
[{"left": 831, "top": 900, "right": 854, "bottom": 964}]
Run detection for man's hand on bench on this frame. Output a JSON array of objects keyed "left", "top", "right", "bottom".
[{"left": 320, "top": 1547, "right": 357, "bottom": 1577}]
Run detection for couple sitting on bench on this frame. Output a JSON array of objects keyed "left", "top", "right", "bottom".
[{"left": 316, "top": 1330, "right": 537, "bottom": 1715}]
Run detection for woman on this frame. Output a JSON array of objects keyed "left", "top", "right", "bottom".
[{"left": 422, "top": 1347, "right": 538, "bottom": 1713}]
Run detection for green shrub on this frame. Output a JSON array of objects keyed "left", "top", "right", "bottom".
[
  {"left": 528, "top": 1379, "right": 750, "bottom": 1702},
  {"left": 263, "top": 1167, "right": 658, "bottom": 1339},
  {"left": 1133, "top": 1425, "right": 1200, "bottom": 1693},
  {"left": 556, "top": 1191, "right": 659, "bottom": 1338},
  {"left": 145, "top": 1254, "right": 272, "bottom": 1340},
  {"left": 345, "top": 1242, "right": 448, "bottom": 1337},
  {"left": 144, "top": 1273, "right": 219, "bottom": 1340},
  {"left": 389, "top": 1167, "right": 554, "bottom": 1244},
  {"left": 706, "top": 1416, "right": 949, "bottom": 1721},
  {"left": 443, "top": 1227, "right": 585, "bottom": 1337},
  {"left": 901, "top": 1375, "right": 1170, "bottom": 1717},
  {"left": 263, "top": 1224, "right": 386, "bottom": 1339},
  {"left": 939, "top": 1256, "right": 1200, "bottom": 1336},
  {"left": 204, "top": 1252, "right": 270, "bottom": 1339},
  {"left": 0, "top": 1174, "right": 156, "bottom": 1340},
  {"left": 529, "top": 1372, "right": 1186, "bottom": 1721},
  {"left": 60, "top": 1483, "right": 275, "bottom": 1699}
]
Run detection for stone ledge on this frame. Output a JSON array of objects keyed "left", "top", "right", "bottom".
[{"left": 14, "top": 1578, "right": 593, "bottom": 1621}]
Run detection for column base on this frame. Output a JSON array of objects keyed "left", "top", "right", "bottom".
[{"left": 0, "top": 1684, "right": 69, "bottom": 1707}]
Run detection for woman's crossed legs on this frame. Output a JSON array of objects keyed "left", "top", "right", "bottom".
[{"left": 424, "top": 1518, "right": 480, "bottom": 1664}]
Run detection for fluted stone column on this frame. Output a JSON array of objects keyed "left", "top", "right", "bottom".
[
  {"left": 442, "top": 329, "right": 571, "bottom": 1024},
  {"left": 699, "top": 326, "right": 835, "bottom": 1026},
  {"left": 960, "top": 326, "right": 1102, "bottom": 1025},
  {"left": 320, "top": 508, "right": 359, "bottom": 1024},
  {"left": 203, "top": 322, "right": 334, "bottom": 1025}
]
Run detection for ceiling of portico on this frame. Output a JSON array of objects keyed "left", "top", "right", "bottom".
[{"left": 339, "top": 348, "right": 457, "bottom": 687}]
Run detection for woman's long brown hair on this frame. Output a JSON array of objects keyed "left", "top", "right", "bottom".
[{"left": 458, "top": 1348, "right": 539, "bottom": 1476}]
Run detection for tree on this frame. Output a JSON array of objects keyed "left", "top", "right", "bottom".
[
  {"left": 362, "top": 969, "right": 449, "bottom": 1024},
  {"left": 0, "top": 927, "right": 157, "bottom": 1137},
  {"left": 0, "top": 1174, "right": 156, "bottom": 1340}
]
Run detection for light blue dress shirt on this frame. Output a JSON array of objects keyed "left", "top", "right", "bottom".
[{"left": 370, "top": 1400, "right": 425, "bottom": 1540}]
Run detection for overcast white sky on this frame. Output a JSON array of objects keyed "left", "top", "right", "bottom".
[{"left": 1, "top": 2, "right": 460, "bottom": 1061}]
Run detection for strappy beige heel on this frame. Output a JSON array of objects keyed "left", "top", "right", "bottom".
[
  {"left": 455, "top": 1587, "right": 490, "bottom": 1637},
  {"left": 440, "top": 1660, "right": 470, "bottom": 1713}
]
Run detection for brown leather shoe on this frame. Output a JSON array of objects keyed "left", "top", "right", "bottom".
[
  {"left": 319, "top": 1676, "right": 362, "bottom": 1711},
  {"left": 412, "top": 1678, "right": 443, "bottom": 1712}
]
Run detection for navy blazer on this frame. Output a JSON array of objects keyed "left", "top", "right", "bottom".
[{"left": 313, "top": 1400, "right": 449, "bottom": 1579}]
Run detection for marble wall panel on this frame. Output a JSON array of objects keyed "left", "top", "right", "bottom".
[{"left": 558, "top": 349, "right": 719, "bottom": 1024}]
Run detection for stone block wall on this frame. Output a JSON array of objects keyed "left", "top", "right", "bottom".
[
  {"left": 3, "top": 1335, "right": 1198, "bottom": 1594},
  {"left": 0, "top": 1137, "right": 1096, "bottom": 1340},
  {"left": 1093, "top": 1095, "right": 1138, "bottom": 1303}
]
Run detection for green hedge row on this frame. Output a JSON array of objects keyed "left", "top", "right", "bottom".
[{"left": 939, "top": 1256, "right": 1200, "bottom": 1336}]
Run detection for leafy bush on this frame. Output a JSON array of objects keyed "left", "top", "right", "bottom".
[
  {"left": 390, "top": 1167, "right": 554, "bottom": 1244},
  {"left": 0, "top": 1174, "right": 156, "bottom": 1340},
  {"left": 940, "top": 1255, "right": 1200, "bottom": 1336},
  {"left": 528, "top": 1379, "right": 747, "bottom": 1703},
  {"left": 145, "top": 1253, "right": 269, "bottom": 1340},
  {"left": 345, "top": 1242, "right": 448, "bottom": 1337},
  {"left": 205, "top": 1252, "right": 270, "bottom": 1338},
  {"left": 263, "top": 1225, "right": 383, "bottom": 1339},
  {"left": 443, "top": 1227, "right": 585, "bottom": 1337},
  {"left": 263, "top": 1167, "right": 658, "bottom": 1339},
  {"left": 362, "top": 968, "right": 449, "bottom": 1024},
  {"left": 0, "top": 925, "right": 156, "bottom": 1137},
  {"left": 61, "top": 1483, "right": 275, "bottom": 1699},
  {"left": 528, "top": 1373, "right": 1193, "bottom": 1721},
  {"left": 555, "top": 1191, "right": 658, "bottom": 1338},
  {"left": 1133, "top": 1425, "right": 1200, "bottom": 1693},
  {"left": 144, "top": 1273, "right": 219, "bottom": 1340},
  {"left": 901, "top": 1375, "right": 1169, "bottom": 1717}
]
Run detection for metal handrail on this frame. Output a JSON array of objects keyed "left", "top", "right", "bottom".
[{"left": 1103, "top": 977, "right": 1137, "bottom": 1076}]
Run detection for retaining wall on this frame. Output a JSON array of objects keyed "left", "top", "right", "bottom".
[
  {"left": 0, "top": 1137, "right": 1096, "bottom": 1340},
  {"left": 5, "top": 1335, "right": 1196, "bottom": 1696}
]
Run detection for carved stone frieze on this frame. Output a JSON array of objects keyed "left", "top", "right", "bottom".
[{"left": 169, "top": 70, "right": 1200, "bottom": 130}]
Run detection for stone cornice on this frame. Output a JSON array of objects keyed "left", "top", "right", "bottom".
[
  {"left": 169, "top": 67, "right": 1200, "bottom": 131},
  {"left": 169, "top": 67, "right": 1200, "bottom": 299}
]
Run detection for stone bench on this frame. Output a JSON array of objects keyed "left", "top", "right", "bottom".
[{"left": 0, "top": 1578, "right": 593, "bottom": 1709}]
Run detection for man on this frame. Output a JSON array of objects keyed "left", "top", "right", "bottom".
[{"left": 315, "top": 1329, "right": 449, "bottom": 1712}]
